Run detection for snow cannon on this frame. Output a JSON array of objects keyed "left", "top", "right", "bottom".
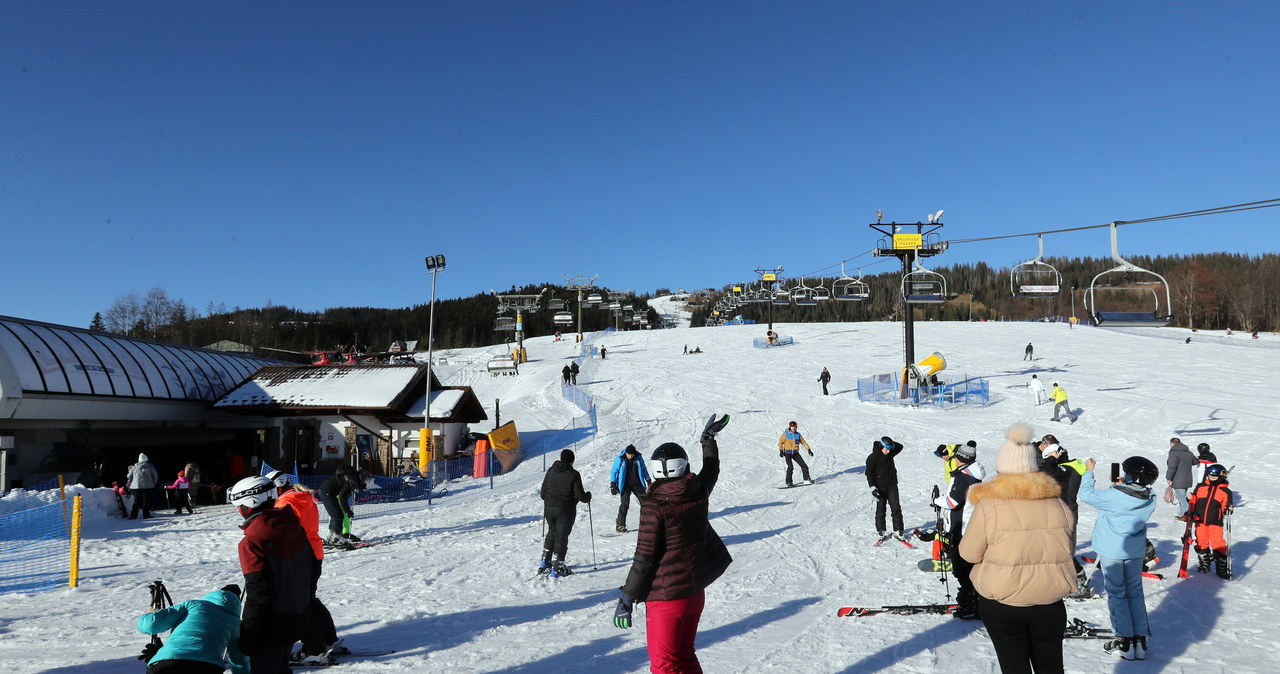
[{"left": 910, "top": 352, "right": 946, "bottom": 382}]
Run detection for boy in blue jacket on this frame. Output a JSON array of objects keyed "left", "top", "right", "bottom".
[
  {"left": 136, "top": 584, "right": 249, "bottom": 674},
  {"left": 609, "top": 444, "right": 651, "bottom": 533},
  {"left": 1080, "top": 456, "right": 1158, "bottom": 662}
]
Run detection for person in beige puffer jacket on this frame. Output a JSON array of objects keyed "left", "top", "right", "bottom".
[{"left": 960, "top": 423, "right": 1076, "bottom": 674}]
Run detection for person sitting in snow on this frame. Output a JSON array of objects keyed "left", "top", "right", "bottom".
[{"left": 137, "top": 584, "right": 250, "bottom": 674}]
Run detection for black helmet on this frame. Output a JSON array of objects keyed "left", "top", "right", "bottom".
[
  {"left": 1196, "top": 442, "right": 1211, "bottom": 455},
  {"left": 1205, "top": 464, "right": 1227, "bottom": 477},
  {"left": 1121, "top": 456, "right": 1159, "bottom": 486},
  {"left": 650, "top": 442, "right": 689, "bottom": 479}
]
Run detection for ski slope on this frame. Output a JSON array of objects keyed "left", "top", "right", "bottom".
[{"left": 2, "top": 312, "right": 1276, "bottom": 673}]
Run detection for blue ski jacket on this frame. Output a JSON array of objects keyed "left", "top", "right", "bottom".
[
  {"left": 1079, "top": 470, "right": 1156, "bottom": 560},
  {"left": 137, "top": 589, "right": 249, "bottom": 674},
  {"left": 610, "top": 449, "right": 651, "bottom": 492}
]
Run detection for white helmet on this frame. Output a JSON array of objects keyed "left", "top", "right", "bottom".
[
  {"left": 265, "top": 470, "right": 291, "bottom": 490},
  {"left": 650, "top": 442, "right": 689, "bottom": 479},
  {"left": 229, "top": 476, "right": 276, "bottom": 510}
]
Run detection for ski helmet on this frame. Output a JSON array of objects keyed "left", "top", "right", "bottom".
[
  {"left": 228, "top": 475, "right": 276, "bottom": 511},
  {"left": 650, "top": 442, "right": 689, "bottom": 479},
  {"left": 1197, "top": 442, "right": 1211, "bottom": 455},
  {"left": 1121, "top": 456, "right": 1159, "bottom": 486},
  {"left": 1205, "top": 464, "right": 1227, "bottom": 477},
  {"left": 265, "top": 470, "right": 291, "bottom": 491}
]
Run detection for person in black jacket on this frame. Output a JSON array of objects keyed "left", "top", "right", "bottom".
[
  {"left": 539, "top": 450, "right": 592, "bottom": 576},
  {"left": 936, "top": 444, "right": 987, "bottom": 620},
  {"left": 817, "top": 367, "right": 831, "bottom": 395},
  {"left": 561, "top": 364, "right": 572, "bottom": 384},
  {"left": 1037, "top": 434, "right": 1089, "bottom": 587},
  {"left": 569, "top": 361, "right": 580, "bottom": 385},
  {"left": 866, "top": 437, "right": 906, "bottom": 541},
  {"left": 612, "top": 414, "right": 732, "bottom": 674},
  {"left": 317, "top": 465, "right": 362, "bottom": 548}
]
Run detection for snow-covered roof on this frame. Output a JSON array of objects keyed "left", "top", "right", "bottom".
[{"left": 213, "top": 364, "right": 435, "bottom": 411}]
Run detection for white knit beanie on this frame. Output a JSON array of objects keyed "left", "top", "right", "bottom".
[
  {"left": 138, "top": 453, "right": 149, "bottom": 463},
  {"left": 996, "top": 423, "right": 1037, "bottom": 474}
]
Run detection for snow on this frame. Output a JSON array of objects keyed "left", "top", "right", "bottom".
[{"left": 4, "top": 305, "right": 1278, "bottom": 673}]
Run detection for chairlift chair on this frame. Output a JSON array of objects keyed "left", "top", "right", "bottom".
[
  {"left": 833, "top": 264, "right": 870, "bottom": 301},
  {"left": 548, "top": 298, "right": 566, "bottom": 311},
  {"left": 587, "top": 293, "right": 603, "bottom": 304},
  {"left": 1084, "top": 223, "right": 1173, "bottom": 327},
  {"left": 771, "top": 285, "right": 792, "bottom": 305},
  {"left": 553, "top": 311, "right": 573, "bottom": 326},
  {"left": 902, "top": 259, "right": 947, "bottom": 304},
  {"left": 790, "top": 279, "right": 817, "bottom": 306},
  {"left": 494, "top": 316, "right": 517, "bottom": 331},
  {"left": 1010, "top": 234, "right": 1062, "bottom": 298},
  {"left": 812, "top": 283, "right": 831, "bottom": 302}
]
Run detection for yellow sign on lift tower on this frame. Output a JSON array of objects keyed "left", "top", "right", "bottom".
[{"left": 893, "top": 233, "right": 923, "bottom": 250}]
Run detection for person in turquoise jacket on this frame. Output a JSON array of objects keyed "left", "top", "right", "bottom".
[
  {"left": 1079, "top": 456, "right": 1158, "bottom": 662},
  {"left": 136, "top": 585, "right": 249, "bottom": 674}
]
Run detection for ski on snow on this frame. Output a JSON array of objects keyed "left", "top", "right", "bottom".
[
  {"left": 837, "top": 603, "right": 959, "bottom": 617},
  {"left": 292, "top": 650, "right": 399, "bottom": 667},
  {"left": 872, "top": 533, "right": 916, "bottom": 549}
]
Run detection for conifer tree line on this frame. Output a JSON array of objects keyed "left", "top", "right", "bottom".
[
  {"left": 689, "top": 252, "right": 1280, "bottom": 332},
  {"left": 94, "top": 283, "right": 657, "bottom": 356}
]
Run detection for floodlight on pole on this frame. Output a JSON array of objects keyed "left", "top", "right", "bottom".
[{"left": 422, "top": 253, "right": 446, "bottom": 473}]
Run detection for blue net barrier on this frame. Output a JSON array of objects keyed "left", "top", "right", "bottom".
[
  {"left": 753, "top": 336, "right": 795, "bottom": 348},
  {"left": 0, "top": 500, "right": 71, "bottom": 595},
  {"left": 857, "top": 373, "right": 990, "bottom": 408}
]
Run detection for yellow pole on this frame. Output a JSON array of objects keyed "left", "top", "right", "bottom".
[{"left": 69, "top": 495, "right": 82, "bottom": 588}]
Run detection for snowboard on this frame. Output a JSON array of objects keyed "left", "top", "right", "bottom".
[{"left": 918, "top": 558, "right": 952, "bottom": 573}]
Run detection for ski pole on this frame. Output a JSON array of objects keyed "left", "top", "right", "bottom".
[{"left": 587, "top": 500, "right": 598, "bottom": 568}]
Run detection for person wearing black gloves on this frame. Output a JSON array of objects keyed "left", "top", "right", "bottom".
[
  {"left": 317, "top": 465, "right": 362, "bottom": 549},
  {"left": 776, "top": 421, "right": 814, "bottom": 486},
  {"left": 866, "top": 437, "right": 906, "bottom": 542},
  {"left": 609, "top": 445, "right": 651, "bottom": 533},
  {"left": 613, "top": 414, "right": 732, "bottom": 674},
  {"left": 539, "top": 449, "right": 592, "bottom": 577}
]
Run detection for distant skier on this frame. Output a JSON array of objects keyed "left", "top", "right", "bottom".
[
  {"left": 818, "top": 367, "right": 831, "bottom": 396},
  {"left": 936, "top": 442, "right": 986, "bottom": 620},
  {"left": 866, "top": 437, "right": 906, "bottom": 542},
  {"left": 539, "top": 450, "right": 592, "bottom": 577},
  {"left": 1024, "top": 343, "right": 1034, "bottom": 361},
  {"left": 569, "top": 361, "right": 580, "bottom": 385},
  {"left": 609, "top": 445, "right": 650, "bottom": 533},
  {"left": 612, "top": 415, "right": 732, "bottom": 674},
  {"left": 776, "top": 421, "right": 814, "bottom": 487},
  {"left": 317, "top": 465, "right": 362, "bottom": 548},
  {"left": 1165, "top": 437, "right": 1195, "bottom": 520},
  {"left": 1029, "top": 374, "right": 1045, "bottom": 406},
  {"left": 1049, "top": 382, "right": 1076, "bottom": 423},
  {"left": 1080, "top": 455, "right": 1158, "bottom": 661},
  {"left": 600, "top": 347, "right": 607, "bottom": 359},
  {"left": 163, "top": 470, "right": 194, "bottom": 515},
  {"left": 136, "top": 584, "right": 249, "bottom": 674},
  {"left": 561, "top": 364, "right": 572, "bottom": 384},
  {"left": 1187, "top": 464, "right": 1234, "bottom": 578},
  {"left": 127, "top": 453, "right": 160, "bottom": 520}
]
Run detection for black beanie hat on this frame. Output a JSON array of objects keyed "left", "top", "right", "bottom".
[
  {"left": 561, "top": 449, "right": 575, "bottom": 464},
  {"left": 220, "top": 584, "right": 241, "bottom": 597},
  {"left": 624, "top": 444, "right": 637, "bottom": 455}
]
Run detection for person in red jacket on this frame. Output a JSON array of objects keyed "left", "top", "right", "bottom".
[
  {"left": 613, "top": 414, "right": 732, "bottom": 674},
  {"left": 1187, "top": 464, "right": 1234, "bottom": 579},
  {"left": 230, "top": 475, "right": 314, "bottom": 674},
  {"left": 266, "top": 471, "right": 345, "bottom": 666}
]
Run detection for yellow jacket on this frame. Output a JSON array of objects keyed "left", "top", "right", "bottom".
[
  {"left": 1051, "top": 386, "right": 1068, "bottom": 403},
  {"left": 777, "top": 431, "right": 812, "bottom": 453}
]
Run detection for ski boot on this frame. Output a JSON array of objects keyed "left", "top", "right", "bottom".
[
  {"left": 291, "top": 649, "right": 337, "bottom": 666},
  {"left": 537, "top": 556, "right": 552, "bottom": 576},
  {"left": 1103, "top": 636, "right": 1134, "bottom": 660},
  {"left": 325, "top": 533, "right": 355, "bottom": 550},
  {"left": 344, "top": 532, "right": 363, "bottom": 543},
  {"left": 326, "top": 639, "right": 351, "bottom": 656},
  {"left": 615, "top": 525, "right": 628, "bottom": 533},
  {"left": 1195, "top": 548, "right": 1212, "bottom": 573},
  {"left": 551, "top": 561, "right": 572, "bottom": 578},
  {"left": 952, "top": 591, "right": 980, "bottom": 621},
  {"left": 1214, "top": 550, "right": 1231, "bottom": 579}
]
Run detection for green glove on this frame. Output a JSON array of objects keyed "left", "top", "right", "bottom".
[{"left": 613, "top": 595, "right": 634, "bottom": 629}]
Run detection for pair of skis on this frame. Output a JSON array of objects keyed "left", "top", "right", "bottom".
[{"left": 873, "top": 532, "right": 915, "bottom": 549}]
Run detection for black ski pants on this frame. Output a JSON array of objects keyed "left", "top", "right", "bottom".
[
  {"left": 874, "top": 487, "right": 904, "bottom": 533},
  {"left": 977, "top": 597, "right": 1066, "bottom": 674},
  {"left": 147, "top": 660, "right": 224, "bottom": 674},
  {"left": 950, "top": 532, "right": 976, "bottom": 606},
  {"left": 128, "top": 489, "right": 153, "bottom": 519},
  {"left": 615, "top": 484, "right": 645, "bottom": 528},
  {"left": 299, "top": 597, "right": 339, "bottom": 656},
  {"left": 317, "top": 492, "right": 347, "bottom": 536},
  {"left": 171, "top": 490, "right": 193, "bottom": 515},
  {"left": 543, "top": 505, "right": 577, "bottom": 561},
  {"left": 783, "top": 451, "right": 811, "bottom": 484}
]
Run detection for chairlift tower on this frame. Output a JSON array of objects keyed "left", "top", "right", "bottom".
[
  {"left": 496, "top": 289, "right": 546, "bottom": 363},
  {"left": 753, "top": 266, "right": 785, "bottom": 332},
  {"left": 562, "top": 274, "right": 599, "bottom": 343},
  {"left": 872, "top": 212, "right": 949, "bottom": 399}
]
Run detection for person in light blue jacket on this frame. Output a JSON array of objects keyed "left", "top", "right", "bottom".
[
  {"left": 609, "top": 444, "right": 651, "bottom": 532},
  {"left": 137, "top": 585, "right": 249, "bottom": 674},
  {"left": 1079, "top": 456, "right": 1158, "bottom": 662}
]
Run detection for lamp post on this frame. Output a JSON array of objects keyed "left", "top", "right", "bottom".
[
  {"left": 422, "top": 254, "right": 445, "bottom": 472},
  {"left": 1070, "top": 283, "right": 1077, "bottom": 329}
]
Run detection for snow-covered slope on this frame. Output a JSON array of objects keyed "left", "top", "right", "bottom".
[{"left": 2, "top": 320, "right": 1276, "bottom": 673}]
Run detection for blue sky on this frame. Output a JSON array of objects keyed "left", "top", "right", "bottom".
[{"left": 3, "top": 1, "right": 1277, "bottom": 328}]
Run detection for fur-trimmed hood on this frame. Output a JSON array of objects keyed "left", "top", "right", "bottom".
[{"left": 968, "top": 471, "right": 1061, "bottom": 505}]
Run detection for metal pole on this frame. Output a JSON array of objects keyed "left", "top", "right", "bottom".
[{"left": 425, "top": 267, "right": 437, "bottom": 458}]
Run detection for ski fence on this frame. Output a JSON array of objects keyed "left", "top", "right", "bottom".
[
  {"left": 0, "top": 477, "right": 85, "bottom": 596},
  {"left": 857, "top": 372, "right": 991, "bottom": 408}
]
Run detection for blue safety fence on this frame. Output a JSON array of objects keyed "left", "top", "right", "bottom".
[
  {"left": 1102, "top": 327, "right": 1280, "bottom": 348},
  {"left": 753, "top": 335, "right": 795, "bottom": 348},
  {"left": 857, "top": 373, "right": 990, "bottom": 408},
  {"left": 25, "top": 475, "right": 61, "bottom": 492},
  {"left": 0, "top": 500, "right": 72, "bottom": 595},
  {"left": 260, "top": 462, "right": 443, "bottom": 524}
]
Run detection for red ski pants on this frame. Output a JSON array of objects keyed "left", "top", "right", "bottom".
[
  {"left": 645, "top": 590, "right": 705, "bottom": 674},
  {"left": 1195, "top": 523, "right": 1226, "bottom": 551}
]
